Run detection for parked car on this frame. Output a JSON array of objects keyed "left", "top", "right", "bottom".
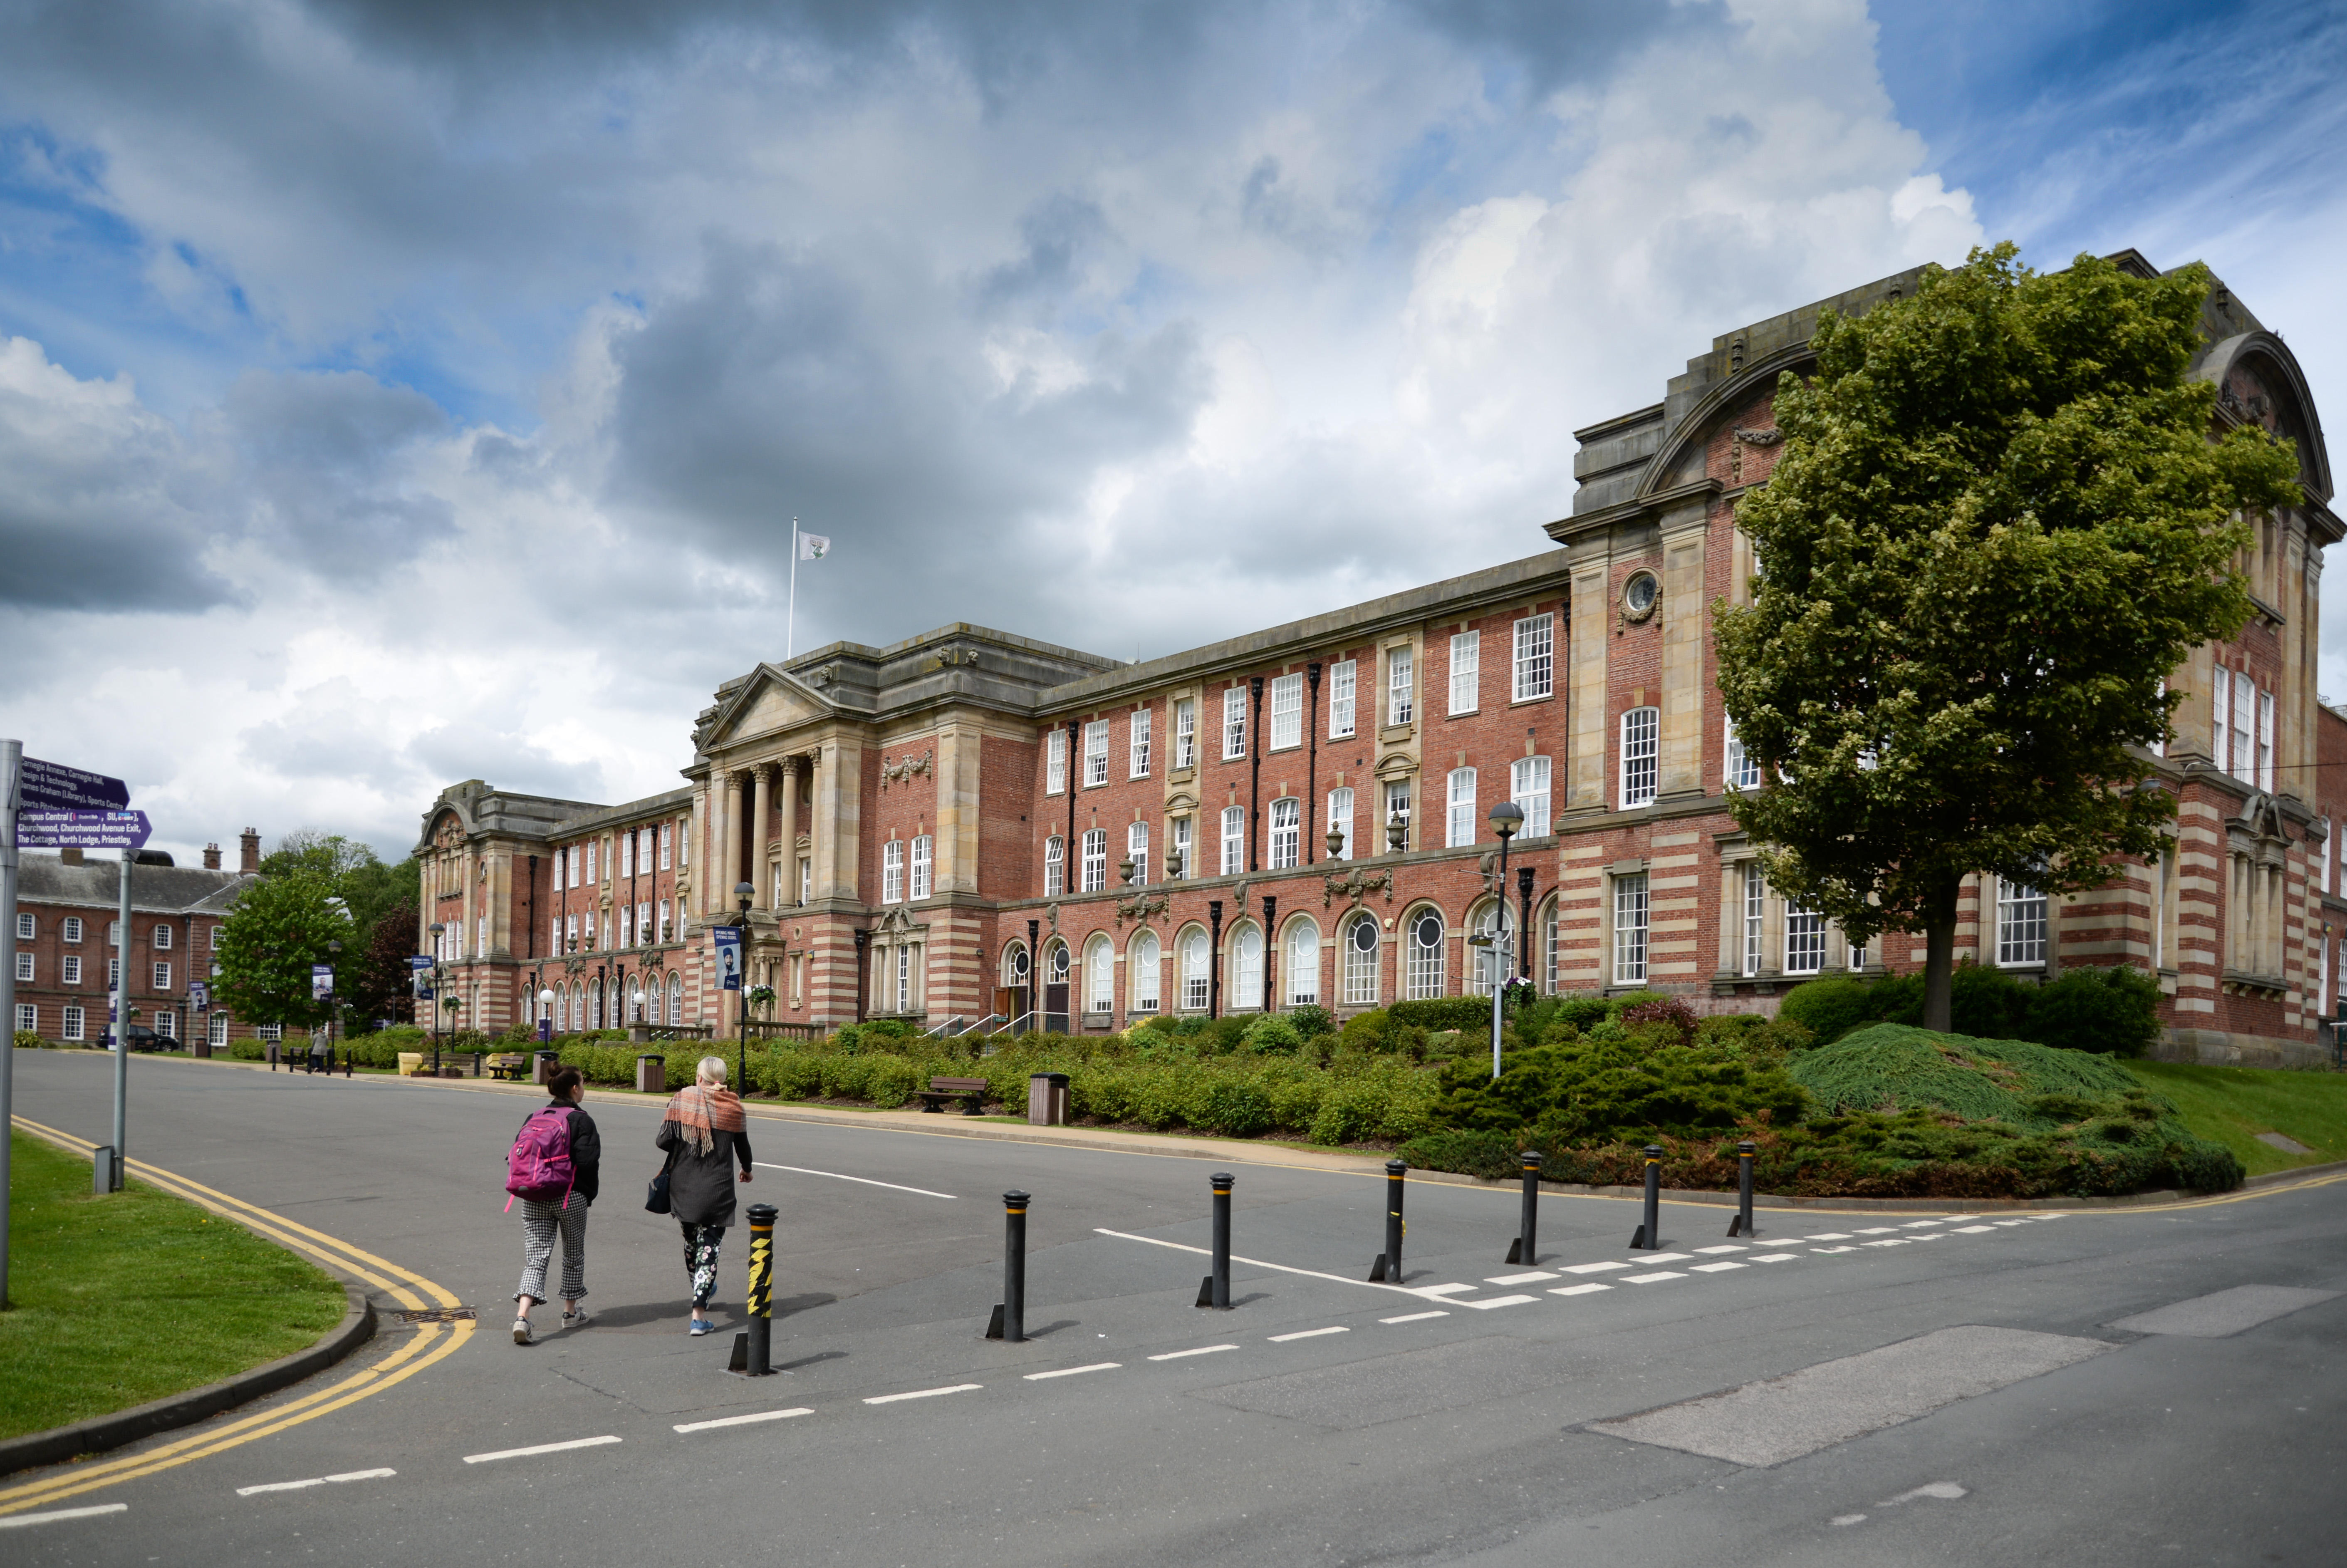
[{"left": 103, "top": 1024, "right": 166, "bottom": 1052}]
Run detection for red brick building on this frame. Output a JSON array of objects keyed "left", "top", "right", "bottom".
[
  {"left": 12, "top": 832, "right": 266, "bottom": 1048},
  {"left": 418, "top": 250, "right": 2339, "bottom": 1066}
]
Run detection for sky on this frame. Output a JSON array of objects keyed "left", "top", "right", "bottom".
[{"left": 2, "top": 0, "right": 2343, "bottom": 865}]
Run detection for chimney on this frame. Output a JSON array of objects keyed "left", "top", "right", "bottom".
[
  {"left": 240, "top": 828, "right": 261, "bottom": 874},
  {"left": 203, "top": 842, "right": 223, "bottom": 870},
  {"left": 61, "top": 846, "right": 85, "bottom": 867}
]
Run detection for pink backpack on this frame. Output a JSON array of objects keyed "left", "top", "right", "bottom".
[{"left": 505, "top": 1108, "right": 577, "bottom": 1210}]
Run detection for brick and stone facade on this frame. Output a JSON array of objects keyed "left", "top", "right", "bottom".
[{"left": 417, "top": 250, "right": 2339, "bottom": 1065}]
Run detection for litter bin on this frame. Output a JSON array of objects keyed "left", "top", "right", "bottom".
[
  {"left": 1028, "top": 1071, "right": 1070, "bottom": 1127},
  {"left": 533, "top": 1049, "right": 560, "bottom": 1086},
  {"left": 636, "top": 1053, "right": 666, "bottom": 1093},
  {"left": 397, "top": 1051, "right": 425, "bottom": 1076}
]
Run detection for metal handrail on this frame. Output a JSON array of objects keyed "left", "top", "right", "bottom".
[
  {"left": 922, "top": 1015, "right": 966, "bottom": 1038},
  {"left": 953, "top": 1013, "right": 1008, "bottom": 1038}
]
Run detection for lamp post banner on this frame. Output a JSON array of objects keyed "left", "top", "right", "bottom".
[
  {"left": 17, "top": 809, "right": 151, "bottom": 849},
  {"left": 311, "top": 964, "right": 334, "bottom": 1001},
  {"left": 712, "top": 926, "right": 744, "bottom": 991},
  {"left": 20, "top": 758, "right": 130, "bottom": 812},
  {"left": 188, "top": 981, "right": 208, "bottom": 1011}
]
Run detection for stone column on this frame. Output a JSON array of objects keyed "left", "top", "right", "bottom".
[
  {"left": 722, "top": 770, "right": 745, "bottom": 912},
  {"left": 778, "top": 756, "right": 802, "bottom": 907},
  {"left": 1658, "top": 522, "right": 1708, "bottom": 800},
  {"left": 1566, "top": 562, "right": 1611, "bottom": 812},
  {"left": 751, "top": 763, "right": 775, "bottom": 904}
]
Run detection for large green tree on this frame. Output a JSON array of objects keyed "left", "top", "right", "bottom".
[
  {"left": 258, "top": 830, "right": 419, "bottom": 947},
  {"left": 1715, "top": 245, "right": 2301, "bottom": 1031},
  {"left": 213, "top": 870, "right": 357, "bottom": 1032}
]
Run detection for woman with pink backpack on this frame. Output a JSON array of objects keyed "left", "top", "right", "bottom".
[{"left": 507, "top": 1066, "right": 602, "bottom": 1345}]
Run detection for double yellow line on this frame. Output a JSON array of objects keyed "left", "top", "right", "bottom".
[{"left": 2, "top": 1117, "right": 473, "bottom": 1518}]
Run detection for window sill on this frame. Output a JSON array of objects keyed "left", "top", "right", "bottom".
[
  {"left": 1444, "top": 708, "right": 1480, "bottom": 721},
  {"left": 1507, "top": 693, "right": 1555, "bottom": 709}
]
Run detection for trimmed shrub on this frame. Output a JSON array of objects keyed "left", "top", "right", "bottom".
[
  {"left": 1434, "top": 1038, "right": 1808, "bottom": 1142},
  {"left": 1287, "top": 1004, "right": 1336, "bottom": 1040},
  {"left": 1777, "top": 976, "right": 1878, "bottom": 1046},
  {"left": 2020, "top": 964, "right": 2161, "bottom": 1057},
  {"left": 1617, "top": 996, "right": 1698, "bottom": 1046},
  {"left": 1242, "top": 1015, "right": 1302, "bottom": 1055},
  {"left": 1389, "top": 996, "right": 1494, "bottom": 1033}
]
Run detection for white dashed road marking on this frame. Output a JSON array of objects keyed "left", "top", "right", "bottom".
[
  {"left": 1149, "top": 1344, "right": 1239, "bottom": 1361},
  {"left": 674, "top": 1409, "right": 812, "bottom": 1433},
  {"left": 1691, "top": 1262, "right": 1746, "bottom": 1273},
  {"left": 0, "top": 1504, "right": 129, "bottom": 1530},
  {"left": 1025, "top": 1363, "right": 1121, "bottom": 1380},
  {"left": 865, "top": 1384, "right": 983, "bottom": 1405},
  {"left": 1486, "top": 1271, "right": 1557, "bottom": 1285},
  {"left": 464, "top": 1436, "right": 621, "bottom": 1464},
  {"left": 1381, "top": 1311, "right": 1449, "bottom": 1323},
  {"left": 236, "top": 1468, "right": 397, "bottom": 1496},
  {"left": 1753, "top": 1254, "right": 1799, "bottom": 1263},
  {"left": 1800, "top": 1234, "right": 1854, "bottom": 1242},
  {"left": 754, "top": 1163, "right": 956, "bottom": 1200},
  {"left": 1694, "top": 1245, "right": 1747, "bottom": 1255},
  {"left": 1562, "top": 1261, "right": 1629, "bottom": 1274},
  {"left": 1551, "top": 1283, "right": 1612, "bottom": 1297},
  {"left": 1624, "top": 1271, "right": 1687, "bottom": 1284},
  {"left": 1952, "top": 1226, "right": 1997, "bottom": 1234},
  {"left": 1268, "top": 1326, "right": 1350, "bottom": 1342},
  {"left": 1458, "top": 1293, "right": 1540, "bottom": 1310}
]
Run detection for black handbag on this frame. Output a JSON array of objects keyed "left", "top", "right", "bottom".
[{"left": 645, "top": 1147, "right": 676, "bottom": 1214}]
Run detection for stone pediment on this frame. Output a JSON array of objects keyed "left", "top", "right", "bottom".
[{"left": 701, "top": 666, "right": 830, "bottom": 750}]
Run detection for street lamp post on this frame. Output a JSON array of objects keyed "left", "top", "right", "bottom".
[
  {"left": 324, "top": 937, "right": 342, "bottom": 1072},
  {"left": 427, "top": 922, "right": 446, "bottom": 1075},
  {"left": 734, "top": 881, "right": 754, "bottom": 1092},
  {"left": 538, "top": 986, "right": 555, "bottom": 1043},
  {"left": 1484, "top": 802, "right": 1523, "bottom": 1079}
]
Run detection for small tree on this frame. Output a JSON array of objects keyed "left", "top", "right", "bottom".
[
  {"left": 351, "top": 894, "right": 420, "bottom": 1026},
  {"left": 213, "top": 870, "right": 357, "bottom": 1033},
  {"left": 1716, "top": 245, "right": 2300, "bottom": 1031}
]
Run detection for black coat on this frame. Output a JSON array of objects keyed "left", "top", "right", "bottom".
[
  {"left": 656, "top": 1120, "right": 753, "bottom": 1228},
  {"left": 513, "top": 1101, "right": 602, "bottom": 1206}
]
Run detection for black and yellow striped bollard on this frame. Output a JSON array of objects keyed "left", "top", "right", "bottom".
[{"left": 743, "top": 1201, "right": 777, "bottom": 1376}]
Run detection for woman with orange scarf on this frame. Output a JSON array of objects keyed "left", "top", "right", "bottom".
[{"left": 655, "top": 1056, "right": 755, "bottom": 1335}]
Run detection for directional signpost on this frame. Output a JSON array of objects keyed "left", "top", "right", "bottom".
[
  {"left": 18, "top": 756, "right": 130, "bottom": 813},
  {"left": 17, "top": 810, "right": 151, "bottom": 850}
]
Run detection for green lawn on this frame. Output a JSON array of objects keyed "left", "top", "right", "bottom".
[
  {"left": 0, "top": 1132, "right": 348, "bottom": 1441},
  {"left": 2124, "top": 1061, "right": 2347, "bottom": 1178}
]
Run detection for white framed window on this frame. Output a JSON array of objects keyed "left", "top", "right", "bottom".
[
  {"left": 1385, "top": 780, "right": 1411, "bottom": 853},
  {"left": 661, "top": 822, "right": 673, "bottom": 869},
  {"left": 1045, "top": 837, "right": 1065, "bottom": 898},
  {"left": 1269, "top": 798, "right": 1300, "bottom": 869},
  {"left": 209, "top": 1011, "right": 228, "bottom": 1046},
  {"left": 1126, "top": 822, "right": 1149, "bottom": 886},
  {"left": 1232, "top": 923, "right": 1263, "bottom": 1009},
  {"left": 209, "top": 925, "right": 222, "bottom": 950},
  {"left": 1085, "top": 935, "right": 1115, "bottom": 1014},
  {"left": 1741, "top": 864, "right": 1764, "bottom": 976},
  {"left": 1286, "top": 920, "right": 1320, "bottom": 1006},
  {"left": 1784, "top": 899, "right": 1825, "bottom": 975},
  {"left": 108, "top": 957, "right": 120, "bottom": 988},
  {"left": 1997, "top": 877, "right": 2048, "bottom": 966},
  {"left": 1181, "top": 928, "right": 1211, "bottom": 1010},
  {"left": 911, "top": 835, "right": 933, "bottom": 899},
  {"left": 62, "top": 956, "right": 81, "bottom": 985},
  {"left": 1270, "top": 673, "right": 1302, "bottom": 749},
  {"left": 63, "top": 1005, "right": 85, "bottom": 1041},
  {"left": 1387, "top": 647, "right": 1414, "bottom": 727},
  {"left": 1343, "top": 913, "right": 1380, "bottom": 1006},
  {"left": 1511, "top": 756, "right": 1550, "bottom": 838},
  {"left": 1223, "top": 687, "right": 1248, "bottom": 760},
  {"left": 1620, "top": 706, "right": 1659, "bottom": 808},
  {"left": 678, "top": 816, "right": 690, "bottom": 867},
  {"left": 154, "top": 1011, "right": 174, "bottom": 1039},
  {"left": 1047, "top": 728, "right": 1068, "bottom": 795},
  {"left": 476, "top": 917, "right": 488, "bottom": 958},
  {"left": 1512, "top": 613, "right": 1554, "bottom": 702},
  {"left": 1131, "top": 929, "right": 1161, "bottom": 1013},
  {"left": 14, "top": 952, "right": 30, "bottom": 983},
  {"left": 1446, "top": 768, "right": 1477, "bottom": 848},
  {"left": 155, "top": 922, "right": 175, "bottom": 949},
  {"left": 109, "top": 921, "right": 120, "bottom": 947},
  {"left": 12, "top": 1002, "right": 32, "bottom": 1034},
  {"left": 896, "top": 945, "right": 914, "bottom": 1013},
  {"left": 1084, "top": 720, "right": 1110, "bottom": 787},
  {"left": 657, "top": 899, "right": 671, "bottom": 943},
  {"left": 637, "top": 901, "right": 651, "bottom": 945},
  {"left": 2231, "top": 671, "right": 2254, "bottom": 782},
  {"left": 63, "top": 917, "right": 82, "bottom": 944},
  {"left": 569, "top": 845, "right": 582, "bottom": 887},
  {"left": 799, "top": 860, "right": 811, "bottom": 903},
  {"left": 586, "top": 842, "right": 597, "bottom": 883},
  {"left": 14, "top": 912, "right": 31, "bottom": 940},
  {"left": 1129, "top": 709, "right": 1152, "bottom": 778},
  {"left": 1174, "top": 699, "right": 1197, "bottom": 769},
  {"left": 565, "top": 914, "right": 577, "bottom": 949},
  {"left": 2325, "top": 820, "right": 2336, "bottom": 896},
  {"left": 1404, "top": 908, "right": 1446, "bottom": 1000},
  {"left": 602, "top": 912, "right": 613, "bottom": 949},
  {"left": 1726, "top": 716, "right": 1763, "bottom": 791},
  {"left": 1327, "top": 786, "right": 1354, "bottom": 861},
  {"left": 1542, "top": 900, "right": 1559, "bottom": 993},
  {"left": 1172, "top": 815, "right": 1192, "bottom": 879},
  {"left": 553, "top": 852, "right": 565, "bottom": 892},
  {"left": 1613, "top": 873, "right": 1649, "bottom": 985},
  {"left": 1329, "top": 659, "right": 1357, "bottom": 738},
  {"left": 1081, "top": 828, "right": 1108, "bottom": 893},
  {"left": 1221, "top": 806, "right": 1245, "bottom": 876},
  {"left": 621, "top": 831, "right": 634, "bottom": 878},
  {"left": 1448, "top": 630, "right": 1480, "bottom": 715},
  {"left": 2257, "top": 689, "right": 2275, "bottom": 792},
  {"left": 620, "top": 906, "right": 634, "bottom": 948},
  {"left": 1847, "top": 929, "right": 1867, "bottom": 972}
]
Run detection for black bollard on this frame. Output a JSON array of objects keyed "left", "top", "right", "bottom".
[
  {"left": 1506, "top": 1150, "right": 1542, "bottom": 1264},
  {"left": 1196, "top": 1172, "right": 1233, "bottom": 1308},
  {"left": 1629, "top": 1144, "right": 1662, "bottom": 1249},
  {"left": 988, "top": 1190, "right": 1030, "bottom": 1341},
  {"left": 1728, "top": 1140, "right": 1756, "bottom": 1236},
  {"left": 741, "top": 1202, "right": 777, "bottom": 1376},
  {"left": 1369, "top": 1160, "right": 1407, "bottom": 1281}
]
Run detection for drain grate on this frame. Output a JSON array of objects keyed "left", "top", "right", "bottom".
[{"left": 396, "top": 1307, "right": 478, "bottom": 1324}]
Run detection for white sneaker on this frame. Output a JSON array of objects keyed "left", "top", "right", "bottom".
[
  {"left": 512, "top": 1317, "right": 535, "bottom": 1345},
  {"left": 562, "top": 1304, "right": 591, "bottom": 1328}
]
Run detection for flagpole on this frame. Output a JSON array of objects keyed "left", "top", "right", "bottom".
[{"left": 787, "top": 517, "right": 798, "bottom": 660}]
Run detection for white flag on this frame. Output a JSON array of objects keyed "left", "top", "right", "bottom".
[{"left": 799, "top": 533, "right": 831, "bottom": 560}]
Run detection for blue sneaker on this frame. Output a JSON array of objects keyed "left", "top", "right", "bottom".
[{"left": 689, "top": 1317, "right": 713, "bottom": 1336}]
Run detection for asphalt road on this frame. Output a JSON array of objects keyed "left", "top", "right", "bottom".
[{"left": 5, "top": 1048, "right": 2344, "bottom": 1567}]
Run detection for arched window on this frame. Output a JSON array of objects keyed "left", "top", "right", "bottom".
[
  {"left": 1130, "top": 929, "right": 1161, "bottom": 1013},
  {"left": 1268, "top": 798, "right": 1300, "bottom": 869},
  {"left": 1045, "top": 940, "right": 1070, "bottom": 985},
  {"left": 1002, "top": 941, "right": 1031, "bottom": 989},
  {"left": 589, "top": 978, "right": 604, "bottom": 1030},
  {"left": 1540, "top": 896, "right": 1561, "bottom": 994},
  {"left": 1467, "top": 900, "right": 1504, "bottom": 996},
  {"left": 668, "top": 971, "right": 683, "bottom": 1026},
  {"left": 1081, "top": 828, "right": 1108, "bottom": 892},
  {"left": 1285, "top": 919, "right": 1320, "bottom": 1006},
  {"left": 1404, "top": 907, "right": 1446, "bottom": 1000},
  {"left": 1045, "top": 836, "right": 1065, "bottom": 897},
  {"left": 1326, "top": 786, "right": 1354, "bottom": 861},
  {"left": 1221, "top": 806, "right": 1245, "bottom": 875},
  {"left": 1231, "top": 922, "right": 1264, "bottom": 1010},
  {"left": 1181, "top": 926, "right": 1211, "bottom": 1011},
  {"left": 1085, "top": 934, "right": 1115, "bottom": 1013},
  {"left": 1343, "top": 912, "right": 1380, "bottom": 1006}
]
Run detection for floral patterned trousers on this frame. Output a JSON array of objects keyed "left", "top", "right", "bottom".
[{"left": 680, "top": 1222, "right": 726, "bottom": 1311}]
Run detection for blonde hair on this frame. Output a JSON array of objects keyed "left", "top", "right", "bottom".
[{"left": 696, "top": 1055, "right": 728, "bottom": 1085}]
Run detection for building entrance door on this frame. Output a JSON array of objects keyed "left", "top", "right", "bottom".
[{"left": 1044, "top": 983, "right": 1069, "bottom": 1035}]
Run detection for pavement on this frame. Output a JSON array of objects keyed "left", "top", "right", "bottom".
[{"left": 4, "top": 1046, "right": 2345, "bottom": 1566}]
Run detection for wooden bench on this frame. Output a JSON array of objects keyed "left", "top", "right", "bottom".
[
  {"left": 911, "top": 1076, "right": 990, "bottom": 1115},
  {"left": 486, "top": 1053, "right": 532, "bottom": 1082}
]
